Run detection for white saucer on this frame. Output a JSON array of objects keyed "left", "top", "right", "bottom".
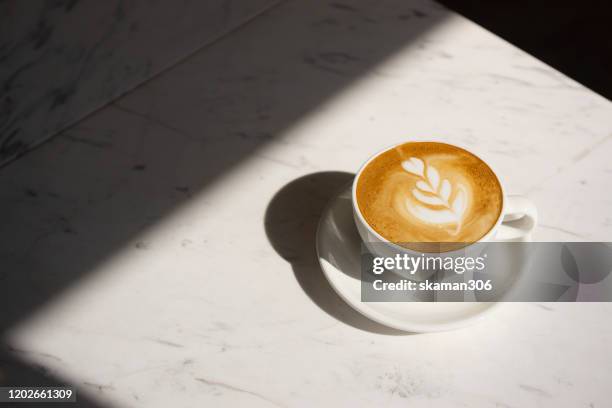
[{"left": 316, "top": 185, "right": 522, "bottom": 333}]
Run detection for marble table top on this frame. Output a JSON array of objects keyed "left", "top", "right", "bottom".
[{"left": 1, "top": 0, "right": 611, "bottom": 406}]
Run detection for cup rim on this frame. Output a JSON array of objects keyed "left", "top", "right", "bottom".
[{"left": 351, "top": 140, "right": 507, "bottom": 253}]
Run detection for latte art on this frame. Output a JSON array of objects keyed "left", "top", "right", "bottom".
[
  {"left": 401, "top": 157, "right": 467, "bottom": 234},
  {"left": 356, "top": 142, "right": 503, "bottom": 244}
]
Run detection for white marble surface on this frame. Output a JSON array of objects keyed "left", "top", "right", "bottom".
[
  {"left": 0, "top": 0, "right": 277, "bottom": 166},
  {"left": 1, "top": 0, "right": 611, "bottom": 406}
]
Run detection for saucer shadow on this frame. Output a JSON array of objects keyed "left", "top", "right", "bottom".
[{"left": 265, "top": 172, "right": 406, "bottom": 335}]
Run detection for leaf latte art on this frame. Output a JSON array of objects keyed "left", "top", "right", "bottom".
[
  {"left": 401, "top": 157, "right": 467, "bottom": 235},
  {"left": 356, "top": 142, "right": 503, "bottom": 245}
]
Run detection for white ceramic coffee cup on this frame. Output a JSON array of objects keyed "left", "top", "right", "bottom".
[{"left": 351, "top": 141, "right": 537, "bottom": 280}]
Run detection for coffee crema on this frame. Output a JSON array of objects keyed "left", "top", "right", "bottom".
[{"left": 356, "top": 142, "right": 503, "bottom": 245}]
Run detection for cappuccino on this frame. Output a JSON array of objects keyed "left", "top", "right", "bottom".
[{"left": 356, "top": 142, "right": 502, "bottom": 245}]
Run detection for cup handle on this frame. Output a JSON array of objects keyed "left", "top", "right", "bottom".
[{"left": 494, "top": 195, "right": 538, "bottom": 241}]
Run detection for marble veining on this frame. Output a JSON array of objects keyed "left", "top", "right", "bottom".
[
  {"left": 0, "top": 0, "right": 611, "bottom": 407},
  {"left": 0, "top": 0, "right": 279, "bottom": 167}
]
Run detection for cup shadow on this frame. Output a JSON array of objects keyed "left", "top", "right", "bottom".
[{"left": 264, "top": 171, "right": 407, "bottom": 335}]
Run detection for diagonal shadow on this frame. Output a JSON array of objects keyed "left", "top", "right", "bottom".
[
  {"left": 438, "top": 0, "right": 612, "bottom": 101},
  {"left": 0, "top": 0, "right": 447, "bottom": 396},
  {"left": 0, "top": 345, "right": 105, "bottom": 407}
]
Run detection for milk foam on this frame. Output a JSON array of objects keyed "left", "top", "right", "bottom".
[
  {"left": 401, "top": 157, "right": 468, "bottom": 234},
  {"left": 356, "top": 142, "right": 503, "bottom": 244}
]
